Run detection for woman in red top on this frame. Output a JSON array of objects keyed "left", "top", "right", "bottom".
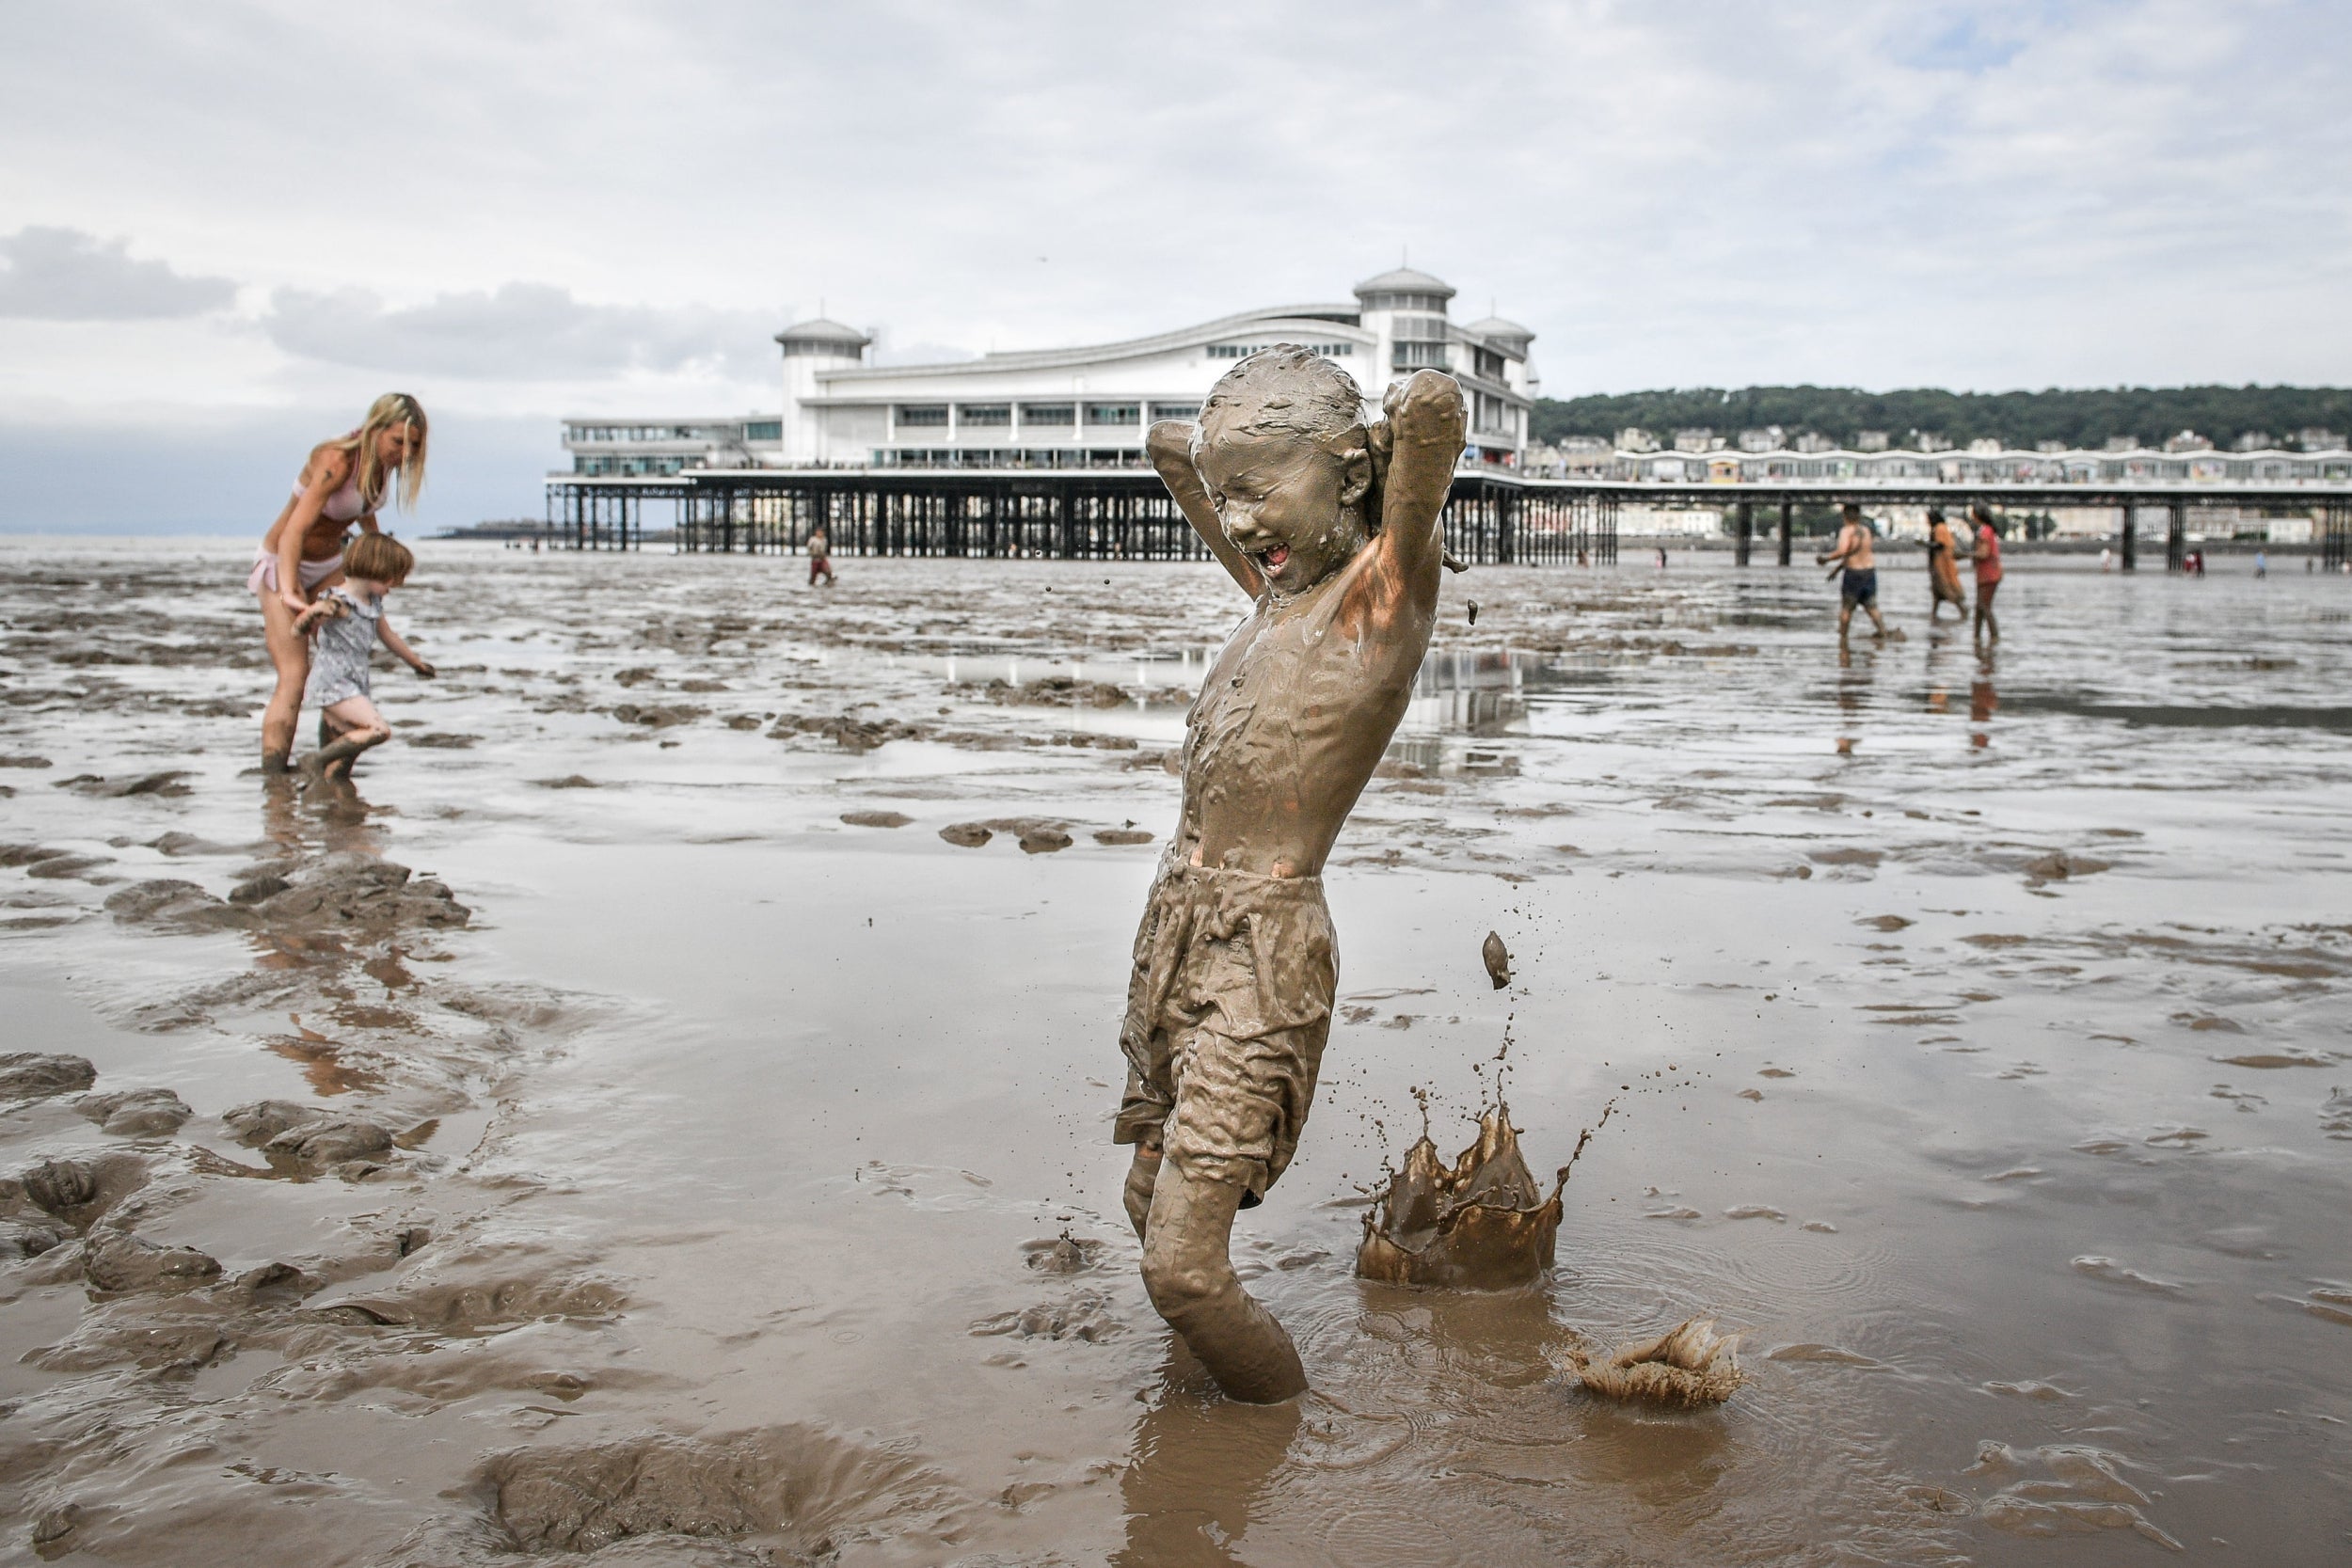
[{"left": 1969, "top": 503, "right": 2003, "bottom": 646}]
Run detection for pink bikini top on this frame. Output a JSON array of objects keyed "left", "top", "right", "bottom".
[{"left": 292, "top": 454, "right": 376, "bottom": 523}]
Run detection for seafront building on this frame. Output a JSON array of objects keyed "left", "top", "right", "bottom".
[
  {"left": 562, "top": 267, "right": 1537, "bottom": 477},
  {"left": 1520, "top": 432, "right": 2352, "bottom": 541}
]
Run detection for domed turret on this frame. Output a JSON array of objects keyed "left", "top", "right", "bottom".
[
  {"left": 776, "top": 317, "right": 872, "bottom": 464},
  {"left": 1352, "top": 267, "right": 1456, "bottom": 307},
  {"left": 774, "top": 317, "right": 872, "bottom": 360},
  {"left": 1466, "top": 315, "right": 1534, "bottom": 350}
]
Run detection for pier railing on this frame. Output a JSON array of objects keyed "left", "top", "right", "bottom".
[{"left": 545, "top": 468, "right": 2352, "bottom": 572}]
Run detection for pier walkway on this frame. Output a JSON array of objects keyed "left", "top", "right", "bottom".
[{"left": 545, "top": 468, "right": 2352, "bottom": 573}]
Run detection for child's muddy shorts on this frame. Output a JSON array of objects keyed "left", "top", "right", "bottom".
[{"left": 1114, "top": 863, "right": 1337, "bottom": 1201}]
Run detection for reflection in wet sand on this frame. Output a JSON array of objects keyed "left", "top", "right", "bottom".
[{"left": 0, "top": 540, "right": 2347, "bottom": 1562}]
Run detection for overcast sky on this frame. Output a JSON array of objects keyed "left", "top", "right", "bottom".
[{"left": 2, "top": 0, "right": 2345, "bottom": 531}]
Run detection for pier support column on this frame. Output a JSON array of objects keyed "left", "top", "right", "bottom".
[
  {"left": 2327, "top": 500, "right": 2350, "bottom": 572},
  {"left": 1777, "top": 499, "right": 1792, "bottom": 566},
  {"left": 2121, "top": 507, "right": 2137, "bottom": 572},
  {"left": 2166, "top": 500, "right": 2186, "bottom": 573},
  {"left": 1735, "top": 500, "right": 1753, "bottom": 566}
]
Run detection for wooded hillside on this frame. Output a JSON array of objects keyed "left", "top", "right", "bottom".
[{"left": 1530, "top": 386, "right": 2352, "bottom": 450}]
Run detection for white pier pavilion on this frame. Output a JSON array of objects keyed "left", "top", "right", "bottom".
[{"left": 562, "top": 267, "right": 1536, "bottom": 477}]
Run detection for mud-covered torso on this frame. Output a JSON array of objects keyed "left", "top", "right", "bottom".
[{"left": 1175, "top": 559, "right": 1422, "bottom": 878}]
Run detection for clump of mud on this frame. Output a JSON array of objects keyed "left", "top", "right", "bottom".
[
  {"left": 1562, "top": 1317, "right": 1746, "bottom": 1407},
  {"left": 476, "top": 1424, "right": 961, "bottom": 1556},
  {"left": 1356, "top": 1103, "right": 1564, "bottom": 1289}
]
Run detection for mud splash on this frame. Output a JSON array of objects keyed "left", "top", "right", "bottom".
[
  {"left": 1356, "top": 1102, "right": 1565, "bottom": 1289},
  {"left": 1562, "top": 1316, "right": 1747, "bottom": 1407}
]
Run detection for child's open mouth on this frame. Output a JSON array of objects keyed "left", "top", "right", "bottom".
[{"left": 1263, "top": 546, "right": 1290, "bottom": 570}]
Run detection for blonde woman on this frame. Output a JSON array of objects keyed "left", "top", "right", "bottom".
[{"left": 250, "top": 394, "right": 428, "bottom": 773}]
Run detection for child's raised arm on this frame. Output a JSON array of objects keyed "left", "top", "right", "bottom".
[
  {"left": 375, "top": 611, "right": 435, "bottom": 678},
  {"left": 1359, "top": 372, "right": 1467, "bottom": 617},
  {"left": 1148, "top": 420, "right": 1264, "bottom": 599}
]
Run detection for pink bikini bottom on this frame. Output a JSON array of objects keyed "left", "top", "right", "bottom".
[{"left": 247, "top": 548, "right": 342, "bottom": 597}]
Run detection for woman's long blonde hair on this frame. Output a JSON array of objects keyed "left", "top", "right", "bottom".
[{"left": 325, "top": 392, "right": 428, "bottom": 513}]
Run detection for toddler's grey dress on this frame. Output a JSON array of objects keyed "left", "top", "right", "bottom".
[{"left": 303, "top": 587, "right": 380, "bottom": 708}]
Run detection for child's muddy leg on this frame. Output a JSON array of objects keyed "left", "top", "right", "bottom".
[
  {"left": 1122, "top": 1137, "right": 1163, "bottom": 1241},
  {"left": 1141, "top": 1160, "right": 1306, "bottom": 1404},
  {"left": 308, "top": 698, "right": 389, "bottom": 780}
]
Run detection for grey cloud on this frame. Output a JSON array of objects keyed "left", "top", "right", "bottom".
[
  {"left": 0, "top": 227, "right": 237, "bottom": 320},
  {"left": 262, "top": 282, "right": 779, "bottom": 381}
]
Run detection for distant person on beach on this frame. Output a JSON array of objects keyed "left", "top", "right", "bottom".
[
  {"left": 2255, "top": 549, "right": 2268, "bottom": 578},
  {"left": 1924, "top": 508, "right": 1967, "bottom": 619},
  {"left": 1969, "top": 502, "right": 2003, "bottom": 645},
  {"left": 294, "top": 532, "right": 434, "bottom": 781},
  {"left": 1656, "top": 546, "right": 1667, "bottom": 569},
  {"left": 252, "top": 393, "right": 428, "bottom": 776},
  {"left": 807, "top": 525, "right": 835, "bottom": 587},
  {"left": 1817, "top": 503, "right": 1891, "bottom": 642}
]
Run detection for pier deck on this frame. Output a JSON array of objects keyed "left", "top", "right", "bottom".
[{"left": 546, "top": 468, "right": 2352, "bottom": 572}]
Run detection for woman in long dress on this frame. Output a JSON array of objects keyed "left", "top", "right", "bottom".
[
  {"left": 249, "top": 393, "right": 428, "bottom": 774},
  {"left": 1925, "top": 507, "right": 1968, "bottom": 619}
]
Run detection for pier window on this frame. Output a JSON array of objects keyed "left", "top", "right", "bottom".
[
  {"left": 1023, "top": 403, "right": 1075, "bottom": 426},
  {"left": 1207, "top": 342, "right": 1354, "bottom": 358},
  {"left": 1086, "top": 403, "right": 1141, "bottom": 427},
  {"left": 744, "top": 420, "right": 782, "bottom": 441},
  {"left": 1392, "top": 341, "right": 1449, "bottom": 370},
  {"left": 1151, "top": 403, "right": 1200, "bottom": 421},
  {"left": 959, "top": 404, "right": 1011, "bottom": 426},
  {"left": 895, "top": 404, "right": 949, "bottom": 428}
]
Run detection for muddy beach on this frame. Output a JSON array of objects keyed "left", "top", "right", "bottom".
[{"left": 1, "top": 536, "right": 2348, "bottom": 1564}]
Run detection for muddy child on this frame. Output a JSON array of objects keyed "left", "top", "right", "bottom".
[
  {"left": 294, "top": 532, "right": 435, "bottom": 780},
  {"left": 1115, "top": 347, "right": 1466, "bottom": 1402}
]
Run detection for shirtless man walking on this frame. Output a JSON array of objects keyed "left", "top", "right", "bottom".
[
  {"left": 1818, "top": 502, "right": 1892, "bottom": 643},
  {"left": 1118, "top": 346, "right": 1465, "bottom": 1402}
]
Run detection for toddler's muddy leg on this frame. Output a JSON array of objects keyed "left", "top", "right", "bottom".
[
  {"left": 1122, "top": 1138, "right": 1163, "bottom": 1242},
  {"left": 1141, "top": 1161, "right": 1305, "bottom": 1403},
  {"left": 306, "top": 724, "right": 389, "bottom": 782}
]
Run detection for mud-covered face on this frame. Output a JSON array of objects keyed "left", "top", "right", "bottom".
[{"left": 1195, "top": 427, "right": 1371, "bottom": 594}]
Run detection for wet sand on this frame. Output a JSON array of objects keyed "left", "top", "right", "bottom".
[{"left": 1, "top": 536, "right": 2348, "bottom": 1564}]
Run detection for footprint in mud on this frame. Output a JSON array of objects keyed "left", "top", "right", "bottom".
[{"left": 968, "top": 1291, "right": 1123, "bottom": 1343}]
